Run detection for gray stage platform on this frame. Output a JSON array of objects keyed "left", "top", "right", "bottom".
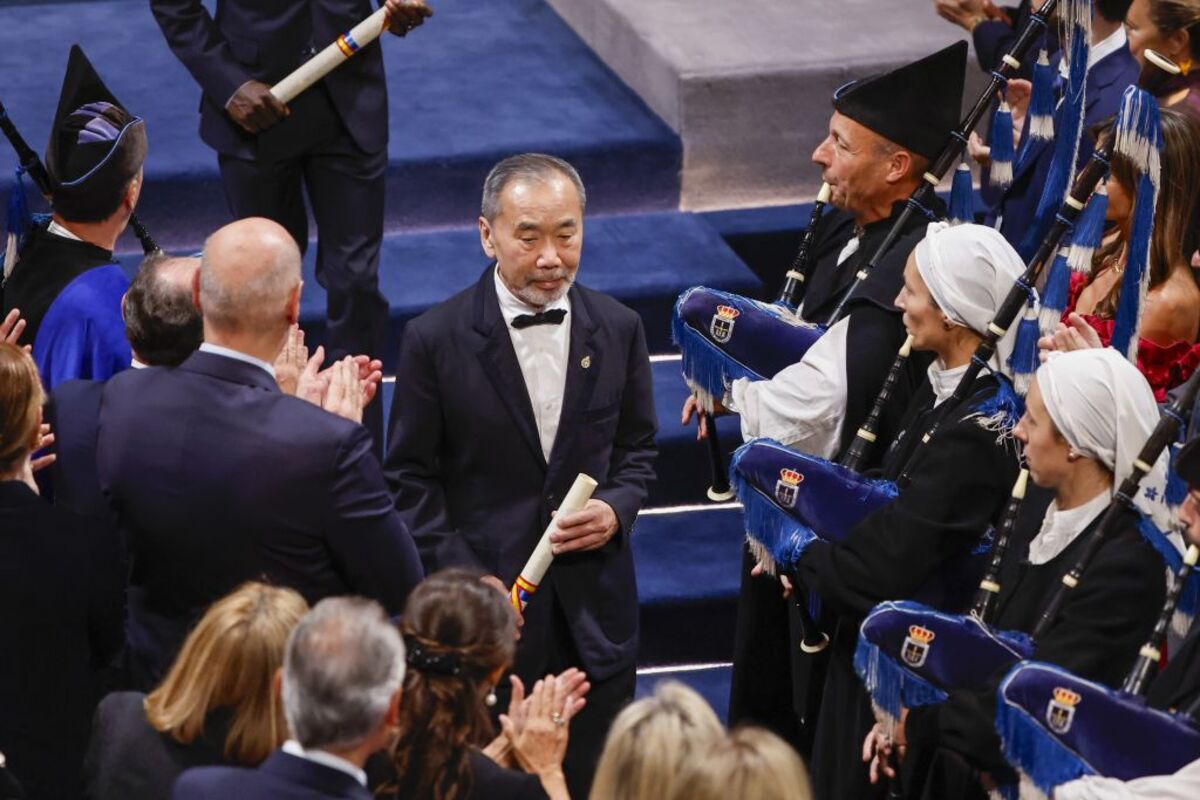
[{"left": 546, "top": 0, "right": 991, "bottom": 210}]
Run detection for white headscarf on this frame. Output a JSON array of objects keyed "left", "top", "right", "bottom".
[
  {"left": 1037, "top": 348, "right": 1172, "bottom": 532},
  {"left": 913, "top": 222, "right": 1026, "bottom": 378}
]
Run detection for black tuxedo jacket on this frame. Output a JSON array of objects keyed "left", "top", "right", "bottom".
[
  {"left": 91, "top": 350, "right": 422, "bottom": 683},
  {"left": 384, "top": 267, "right": 658, "bottom": 679},
  {"left": 150, "top": 0, "right": 388, "bottom": 160}
]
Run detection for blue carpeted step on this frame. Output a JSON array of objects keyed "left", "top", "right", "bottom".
[
  {"left": 296, "top": 211, "right": 761, "bottom": 369},
  {"left": 0, "top": 0, "right": 680, "bottom": 250},
  {"left": 632, "top": 505, "right": 744, "bottom": 666},
  {"left": 635, "top": 664, "right": 733, "bottom": 723},
  {"left": 381, "top": 356, "right": 743, "bottom": 507}
]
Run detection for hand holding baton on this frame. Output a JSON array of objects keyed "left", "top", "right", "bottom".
[{"left": 510, "top": 473, "right": 599, "bottom": 614}]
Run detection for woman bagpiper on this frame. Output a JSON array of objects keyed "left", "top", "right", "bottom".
[
  {"left": 796, "top": 221, "right": 1027, "bottom": 799},
  {"left": 863, "top": 347, "right": 1172, "bottom": 799}
]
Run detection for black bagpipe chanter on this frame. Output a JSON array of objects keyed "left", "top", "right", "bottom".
[{"left": 672, "top": 0, "right": 1061, "bottom": 502}]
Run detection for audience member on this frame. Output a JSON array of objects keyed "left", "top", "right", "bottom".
[
  {"left": 1126, "top": 0, "right": 1200, "bottom": 118},
  {"left": 0, "top": 343, "right": 123, "bottom": 800},
  {"left": 172, "top": 597, "right": 407, "bottom": 800},
  {"left": 89, "top": 216, "right": 422, "bottom": 686},
  {"left": 589, "top": 681, "right": 724, "bottom": 800},
  {"left": 1, "top": 48, "right": 146, "bottom": 387},
  {"left": 83, "top": 582, "right": 307, "bottom": 800},
  {"left": 49, "top": 253, "right": 200, "bottom": 515},
  {"left": 1042, "top": 108, "right": 1200, "bottom": 398},
  {"left": 378, "top": 569, "right": 585, "bottom": 800},
  {"left": 670, "top": 727, "right": 812, "bottom": 800},
  {"left": 123, "top": 254, "right": 203, "bottom": 368}
]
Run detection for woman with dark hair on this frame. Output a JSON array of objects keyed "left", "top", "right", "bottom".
[
  {"left": 1051, "top": 107, "right": 1200, "bottom": 397},
  {"left": 1126, "top": 0, "right": 1200, "bottom": 117},
  {"left": 378, "top": 569, "right": 585, "bottom": 800}
]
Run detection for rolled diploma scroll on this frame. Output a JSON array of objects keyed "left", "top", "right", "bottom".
[
  {"left": 510, "top": 473, "right": 599, "bottom": 614},
  {"left": 271, "top": 7, "right": 390, "bottom": 104}
]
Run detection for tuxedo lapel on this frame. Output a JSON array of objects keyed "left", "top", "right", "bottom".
[
  {"left": 546, "top": 286, "right": 600, "bottom": 484},
  {"left": 471, "top": 267, "right": 547, "bottom": 468}
]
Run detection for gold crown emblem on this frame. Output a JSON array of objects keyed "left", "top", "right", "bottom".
[
  {"left": 1053, "top": 687, "right": 1081, "bottom": 706},
  {"left": 779, "top": 468, "right": 804, "bottom": 486},
  {"left": 907, "top": 625, "right": 936, "bottom": 644},
  {"left": 715, "top": 305, "right": 741, "bottom": 320}
]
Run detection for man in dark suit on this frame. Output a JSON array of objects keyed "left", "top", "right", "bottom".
[
  {"left": 92, "top": 217, "right": 422, "bottom": 686},
  {"left": 384, "top": 153, "right": 657, "bottom": 797},
  {"left": 149, "top": 0, "right": 431, "bottom": 445},
  {"left": 988, "top": 0, "right": 1139, "bottom": 252},
  {"left": 173, "top": 596, "right": 405, "bottom": 800}
]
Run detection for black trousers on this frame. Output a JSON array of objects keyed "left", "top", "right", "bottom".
[{"left": 217, "top": 115, "right": 389, "bottom": 446}]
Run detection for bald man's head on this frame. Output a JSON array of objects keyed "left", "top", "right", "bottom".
[{"left": 199, "top": 217, "right": 302, "bottom": 337}]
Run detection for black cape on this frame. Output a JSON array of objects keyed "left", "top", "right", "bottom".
[
  {"left": 902, "top": 502, "right": 1168, "bottom": 799},
  {"left": 2, "top": 222, "right": 115, "bottom": 346},
  {"left": 797, "top": 374, "right": 1023, "bottom": 800}
]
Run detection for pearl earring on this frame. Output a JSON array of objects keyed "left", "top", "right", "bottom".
[{"left": 485, "top": 689, "right": 497, "bottom": 707}]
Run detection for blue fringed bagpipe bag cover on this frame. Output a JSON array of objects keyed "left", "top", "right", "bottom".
[{"left": 671, "top": 287, "right": 825, "bottom": 409}]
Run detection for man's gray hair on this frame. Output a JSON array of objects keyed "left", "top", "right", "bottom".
[
  {"left": 282, "top": 597, "right": 407, "bottom": 751},
  {"left": 481, "top": 153, "right": 587, "bottom": 222}
]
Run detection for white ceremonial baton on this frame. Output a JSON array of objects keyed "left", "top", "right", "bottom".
[
  {"left": 271, "top": 7, "right": 391, "bottom": 105},
  {"left": 510, "top": 473, "right": 599, "bottom": 614}
]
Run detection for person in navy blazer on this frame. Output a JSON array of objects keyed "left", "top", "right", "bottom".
[
  {"left": 172, "top": 597, "right": 405, "bottom": 800},
  {"left": 93, "top": 218, "right": 422, "bottom": 687},
  {"left": 383, "top": 154, "right": 657, "bottom": 798},
  {"left": 149, "top": 0, "right": 432, "bottom": 447},
  {"left": 988, "top": 1, "right": 1139, "bottom": 249}
]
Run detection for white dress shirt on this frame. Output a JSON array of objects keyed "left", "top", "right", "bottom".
[
  {"left": 1058, "top": 25, "right": 1128, "bottom": 78},
  {"left": 198, "top": 342, "right": 276, "bottom": 379},
  {"left": 281, "top": 739, "right": 368, "bottom": 787},
  {"left": 726, "top": 236, "right": 861, "bottom": 458},
  {"left": 47, "top": 219, "right": 83, "bottom": 242},
  {"left": 494, "top": 267, "right": 571, "bottom": 461}
]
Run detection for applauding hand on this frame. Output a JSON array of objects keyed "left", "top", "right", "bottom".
[
  {"left": 274, "top": 324, "right": 308, "bottom": 394},
  {"left": 1, "top": 309, "right": 29, "bottom": 351}
]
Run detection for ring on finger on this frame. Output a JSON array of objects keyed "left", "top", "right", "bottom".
[{"left": 551, "top": 712, "right": 565, "bottom": 727}]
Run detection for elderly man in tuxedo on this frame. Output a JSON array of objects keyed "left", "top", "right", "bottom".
[{"left": 384, "top": 153, "right": 658, "bottom": 797}]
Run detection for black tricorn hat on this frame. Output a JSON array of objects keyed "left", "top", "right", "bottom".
[
  {"left": 45, "top": 45, "right": 148, "bottom": 220},
  {"left": 1176, "top": 435, "right": 1200, "bottom": 489},
  {"left": 832, "top": 41, "right": 968, "bottom": 161}
]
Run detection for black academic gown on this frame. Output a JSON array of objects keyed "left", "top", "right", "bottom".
[
  {"left": 727, "top": 200, "right": 939, "bottom": 755},
  {"left": 1, "top": 221, "right": 115, "bottom": 345},
  {"left": 901, "top": 502, "right": 1168, "bottom": 800},
  {"left": 795, "top": 373, "right": 1022, "bottom": 800}
]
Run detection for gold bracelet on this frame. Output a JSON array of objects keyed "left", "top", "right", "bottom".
[{"left": 968, "top": 15, "right": 987, "bottom": 33}]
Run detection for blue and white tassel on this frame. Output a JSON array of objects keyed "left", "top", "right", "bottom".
[
  {"left": 1018, "top": 0, "right": 1092, "bottom": 259},
  {"left": 1110, "top": 86, "right": 1164, "bottom": 363},
  {"left": 1007, "top": 295, "right": 1042, "bottom": 397},
  {"left": 1028, "top": 49, "right": 1057, "bottom": 142},
  {"left": 1038, "top": 247, "right": 1072, "bottom": 338},
  {"left": 989, "top": 100, "right": 1015, "bottom": 189},
  {"left": 1066, "top": 182, "right": 1108, "bottom": 275},
  {"left": 949, "top": 160, "right": 976, "bottom": 224},
  {"left": 3, "top": 168, "right": 31, "bottom": 283}
]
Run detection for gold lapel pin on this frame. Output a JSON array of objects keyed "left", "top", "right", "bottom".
[{"left": 581, "top": 355, "right": 592, "bottom": 369}]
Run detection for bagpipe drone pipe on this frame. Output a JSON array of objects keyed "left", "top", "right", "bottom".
[{"left": 672, "top": 0, "right": 1064, "bottom": 500}]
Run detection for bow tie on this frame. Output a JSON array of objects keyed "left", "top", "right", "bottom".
[{"left": 511, "top": 309, "right": 567, "bottom": 329}]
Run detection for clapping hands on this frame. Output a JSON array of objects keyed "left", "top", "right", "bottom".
[
  {"left": 1038, "top": 313, "right": 1103, "bottom": 362},
  {"left": 277, "top": 327, "right": 384, "bottom": 423},
  {"left": 1, "top": 309, "right": 29, "bottom": 351}
]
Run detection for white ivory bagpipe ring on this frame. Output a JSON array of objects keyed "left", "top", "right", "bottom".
[{"left": 1145, "top": 49, "right": 1183, "bottom": 76}]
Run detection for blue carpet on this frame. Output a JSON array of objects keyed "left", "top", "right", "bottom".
[
  {"left": 632, "top": 506, "right": 745, "bottom": 665},
  {"left": 635, "top": 665, "right": 732, "bottom": 724},
  {"left": 0, "top": 0, "right": 680, "bottom": 249}
]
